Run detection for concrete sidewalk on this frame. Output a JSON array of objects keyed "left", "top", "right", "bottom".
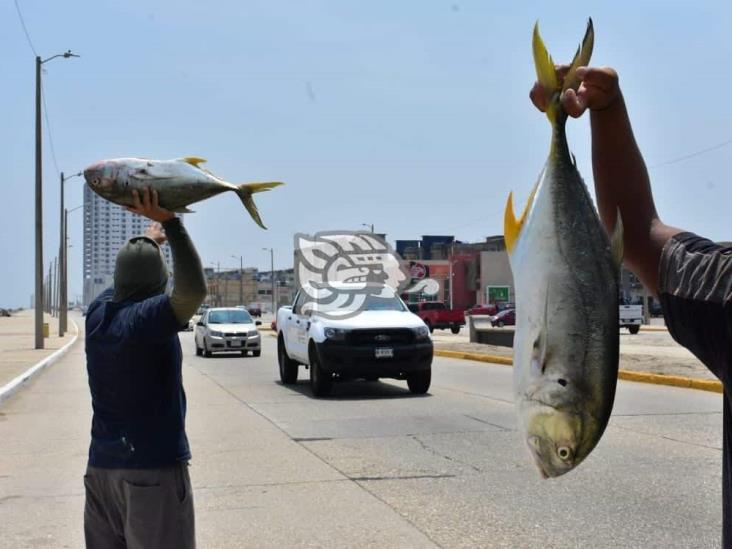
[
  {"left": 0, "top": 319, "right": 434, "bottom": 548},
  {"left": 0, "top": 309, "right": 77, "bottom": 389}
]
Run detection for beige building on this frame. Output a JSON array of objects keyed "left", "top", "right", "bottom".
[{"left": 478, "top": 250, "right": 514, "bottom": 305}]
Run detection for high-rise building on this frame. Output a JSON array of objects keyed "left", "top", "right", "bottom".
[{"left": 83, "top": 186, "right": 173, "bottom": 305}]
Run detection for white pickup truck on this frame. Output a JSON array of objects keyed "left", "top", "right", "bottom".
[
  {"left": 619, "top": 304, "right": 643, "bottom": 334},
  {"left": 276, "top": 284, "right": 433, "bottom": 397}
]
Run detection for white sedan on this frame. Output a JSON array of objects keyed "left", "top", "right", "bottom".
[{"left": 194, "top": 307, "right": 262, "bottom": 357}]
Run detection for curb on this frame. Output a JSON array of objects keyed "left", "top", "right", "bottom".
[
  {"left": 433, "top": 349, "right": 723, "bottom": 394},
  {"left": 639, "top": 326, "right": 668, "bottom": 333},
  {"left": 0, "top": 318, "right": 80, "bottom": 405}
]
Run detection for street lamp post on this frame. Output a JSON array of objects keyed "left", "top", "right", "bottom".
[
  {"left": 262, "top": 248, "right": 274, "bottom": 314},
  {"left": 35, "top": 50, "right": 80, "bottom": 349},
  {"left": 59, "top": 172, "right": 81, "bottom": 336},
  {"left": 62, "top": 204, "right": 84, "bottom": 335},
  {"left": 231, "top": 255, "right": 243, "bottom": 305},
  {"left": 361, "top": 223, "right": 374, "bottom": 233}
]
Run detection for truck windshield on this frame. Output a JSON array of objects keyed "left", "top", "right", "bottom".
[
  {"left": 362, "top": 294, "right": 406, "bottom": 312},
  {"left": 208, "top": 310, "right": 253, "bottom": 324}
]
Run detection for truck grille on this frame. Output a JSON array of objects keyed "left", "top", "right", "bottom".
[{"left": 347, "top": 328, "right": 415, "bottom": 345}]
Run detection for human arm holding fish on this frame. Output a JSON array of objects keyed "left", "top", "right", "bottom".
[
  {"left": 127, "top": 188, "right": 207, "bottom": 324},
  {"left": 530, "top": 66, "right": 682, "bottom": 295}
]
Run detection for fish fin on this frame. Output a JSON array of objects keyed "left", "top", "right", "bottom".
[
  {"left": 531, "top": 290, "right": 550, "bottom": 375},
  {"left": 610, "top": 208, "right": 624, "bottom": 269},
  {"left": 532, "top": 22, "right": 560, "bottom": 123},
  {"left": 129, "top": 168, "right": 156, "bottom": 181},
  {"left": 170, "top": 206, "right": 195, "bottom": 213},
  {"left": 561, "top": 18, "right": 594, "bottom": 94},
  {"left": 234, "top": 182, "right": 284, "bottom": 229},
  {"left": 182, "top": 156, "right": 207, "bottom": 167},
  {"left": 504, "top": 185, "right": 537, "bottom": 254}
]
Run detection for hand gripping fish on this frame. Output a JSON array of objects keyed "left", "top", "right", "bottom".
[
  {"left": 84, "top": 157, "right": 283, "bottom": 229},
  {"left": 504, "top": 19, "right": 623, "bottom": 478}
]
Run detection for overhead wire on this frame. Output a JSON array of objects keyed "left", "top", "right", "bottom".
[{"left": 13, "top": 0, "right": 37, "bottom": 56}]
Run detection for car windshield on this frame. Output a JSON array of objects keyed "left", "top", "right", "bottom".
[
  {"left": 208, "top": 309, "right": 253, "bottom": 324},
  {"left": 361, "top": 293, "right": 406, "bottom": 312}
]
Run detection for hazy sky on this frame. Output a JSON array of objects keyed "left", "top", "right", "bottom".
[{"left": 3, "top": 1, "right": 732, "bottom": 308}]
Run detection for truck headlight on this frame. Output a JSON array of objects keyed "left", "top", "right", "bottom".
[
  {"left": 413, "top": 326, "right": 430, "bottom": 340},
  {"left": 324, "top": 328, "right": 348, "bottom": 341},
  {"left": 209, "top": 330, "right": 223, "bottom": 337}
]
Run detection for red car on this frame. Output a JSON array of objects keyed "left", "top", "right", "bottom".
[
  {"left": 490, "top": 309, "right": 515, "bottom": 327},
  {"left": 465, "top": 303, "right": 498, "bottom": 316},
  {"left": 407, "top": 301, "right": 465, "bottom": 334}
]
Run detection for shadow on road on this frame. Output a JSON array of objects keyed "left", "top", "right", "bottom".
[{"left": 276, "top": 378, "right": 433, "bottom": 401}]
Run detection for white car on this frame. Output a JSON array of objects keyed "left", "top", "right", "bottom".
[
  {"left": 276, "top": 284, "right": 433, "bottom": 397},
  {"left": 194, "top": 307, "right": 262, "bottom": 357}
]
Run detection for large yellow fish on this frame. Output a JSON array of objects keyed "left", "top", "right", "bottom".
[
  {"left": 505, "top": 19, "right": 623, "bottom": 478},
  {"left": 84, "top": 157, "right": 283, "bottom": 229}
]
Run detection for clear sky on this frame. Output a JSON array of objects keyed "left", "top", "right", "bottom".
[{"left": 3, "top": 1, "right": 732, "bottom": 308}]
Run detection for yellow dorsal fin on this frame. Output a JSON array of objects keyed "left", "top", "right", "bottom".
[
  {"left": 532, "top": 22, "right": 559, "bottom": 124},
  {"left": 182, "top": 156, "right": 207, "bottom": 167},
  {"left": 504, "top": 187, "right": 538, "bottom": 254}
]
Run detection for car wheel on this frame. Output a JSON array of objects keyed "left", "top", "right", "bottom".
[
  {"left": 195, "top": 339, "right": 202, "bottom": 356},
  {"left": 241, "top": 350, "right": 248, "bottom": 357},
  {"left": 425, "top": 321, "right": 434, "bottom": 334},
  {"left": 407, "top": 368, "right": 431, "bottom": 394},
  {"left": 628, "top": 325, "right": 640, "bottom": 335},
  {"left": 253, "top": 350, "right": 262, "bottom": 357},
  {"left": 497, "top": 321, "right": 504, "bottom": 328},
  {"left": 278, "top": 337, "right": 298, "bottom": 384},
  {"left": 450, "top": 325, "right": 460, "bottom": 334},
  {"left": 309, "top": 348, "right": 333, "bottom": 397},
  {"left": 203, "top": 341, "right": 212, "bottom": 358}
]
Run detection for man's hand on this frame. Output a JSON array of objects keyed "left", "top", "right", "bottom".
[
  {"left": 126, "top": 187, "right": 175, "bottom": 223},
  {"left": 144, "top": 222, "right": 167, "bottom": 245},
  {"left": 529, "top": 66, "right": 621, "bottom": 118}
]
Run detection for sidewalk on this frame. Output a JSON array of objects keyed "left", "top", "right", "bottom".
[{"left": 0, "top": 309, "right": 77, "bottom": 389}]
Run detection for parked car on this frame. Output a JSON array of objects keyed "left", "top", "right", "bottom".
[
  {"left": 619, "top": 304, "right": 643, "bottom": 334},
  {"left": 407, "top": 301, "right": 465, "bottom": 334},
  {"left": 248, "top": 306, "right": 262, "bottom": 318},
  {"left": 194, "top": 307, "right": 262, "bottom": 357},
  {"left": 490, "top": 309, "right": 515, "bottom": 327},
  {"left": 0, "top": 308, "right": 11, "bottom": 317},
  {"left": 464, "top": 303, "right": 497, "bottom": 317}
]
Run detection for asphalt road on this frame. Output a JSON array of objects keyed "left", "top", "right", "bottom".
[
  {"left": 0, "top": 322, "right": 724, "bottom": 548},
  {"left": 185, "top": 332, "right": 723, "bottom": 548}
]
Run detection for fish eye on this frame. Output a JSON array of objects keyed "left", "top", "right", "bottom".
[
  {"left": 557, "top": 446, "right": 572, "bottom": 461},
  {"left": 93, "top": 178, "right": 100, "bottom": 185}
]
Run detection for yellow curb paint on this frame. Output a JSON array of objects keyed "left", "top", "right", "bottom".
[
  {"left": 639, "top": 326, "right": 668, "bottom": 332},
  {"left": 433, "top": 349, "right": 722, "bottom": 394}
]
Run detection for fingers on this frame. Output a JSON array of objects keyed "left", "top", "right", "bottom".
[
  {"left": 141, "top": 187, "right": 152, "bottom": 210},
  {"left": 529, "top": 83, "right": 548, "bottom": 112},
  {"left": 131, "top": 189, "right": 143, "bottom": 211},
  {"left": 561, "top": 88, "right": 587, "bottom": 119},
  {"left": 152, "top": 189, "right": 160, "bottom": 210},
  {"left": 575, "top": 66, "right": 618, "bottom": 93}
]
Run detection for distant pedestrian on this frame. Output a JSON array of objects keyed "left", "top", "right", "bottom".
[
  {"left": 531, "top": 65, "right": 732, "bottom": 547},
  {"left": 83, "top": 188, "right": 206, "bottom": 548}
]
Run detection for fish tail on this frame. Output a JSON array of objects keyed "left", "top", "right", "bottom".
[
  {"left": 234, "top": 182, "right": 284, "bottom": 229},
  {"left": 533, "top": 19, "right": 594, "bottom": 124}
]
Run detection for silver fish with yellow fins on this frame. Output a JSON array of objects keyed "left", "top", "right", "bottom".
[
  {"left": 84, "top": 157, "right": 283, "bottom": 229},
  {"left": 504, "top": 19, "right": 623, "bottom": 478}
]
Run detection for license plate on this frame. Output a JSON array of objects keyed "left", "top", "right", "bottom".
[
  {"left": 375, "top": 347, "right": 393, "bottom": 358},
  {"left": 230, "top": 339, "right": 243, "bottom": 348}
]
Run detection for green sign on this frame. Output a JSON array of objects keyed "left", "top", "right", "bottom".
[{"left": 487, "top": 286, "right": 510, "bottom": 303}]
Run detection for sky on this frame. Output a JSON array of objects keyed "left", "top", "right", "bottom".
[{"left": 3, "top": 1, "right": 732, "bottom": 308}]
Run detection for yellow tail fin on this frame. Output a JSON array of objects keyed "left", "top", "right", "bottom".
[
  {"left": 533, "top": 18, "right": 594, "bottom": 124},
  {"left": 234, "top": 182, "right": 284, "bottom": 229}
]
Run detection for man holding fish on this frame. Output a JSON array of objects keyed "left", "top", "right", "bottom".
[
  {"left": 529, "top": 42, "right": 732, "bottom": 549},
  {"left": 83, "top": 188, "right": 205, "bottom": 548}
]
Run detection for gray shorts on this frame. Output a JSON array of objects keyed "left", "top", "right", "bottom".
[{"left": 83, "top": 462, "right": 195, "bottom": 549}]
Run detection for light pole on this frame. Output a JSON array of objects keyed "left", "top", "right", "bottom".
[
  {"left": 361, "top": 223, "right": 374, "bottom": 233},
  {"left": 231, "top": 255, "right": 244, "bottom": 305},
  {"left": 262, "top": 248, "right": 274, "bottom": 314},
  {"left": 59, "top": 172, "right": 81, "bottom": 336},
  {"left": 62, "top": 204, "right": 83, "bottom": 336},
  {"left": 35, "top": 50, "right": 80, "bottom": 349}
]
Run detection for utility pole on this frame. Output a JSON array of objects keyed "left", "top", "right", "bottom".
[
  {"left": 232, "top": 255, "right": 243, "bottom": 305},
  {"left": 262, "top": 248, "right": 275, "bottom": 314},
  {"left": 59, "top": 172, "right": 81, "bottom": 336},
  {"left": 34, "top": 50, "right": 79, "bottom": 349}
]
